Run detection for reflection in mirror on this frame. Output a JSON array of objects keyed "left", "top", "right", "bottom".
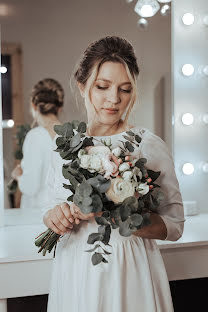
[{"left": 1, "top": 0, "right": 171, "bottom": 223}]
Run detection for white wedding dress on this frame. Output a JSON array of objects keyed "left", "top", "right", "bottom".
[
  {"left": 44, "top": 126, "right": 185, "bottom": 312},
  {"left": 18, "top": 126, "right": 53, "bottom": 215}
]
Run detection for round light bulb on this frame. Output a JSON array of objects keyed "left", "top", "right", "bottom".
[
  {"left": 182, "top": 113, "right": 194, "bottom": 125},
  {"left": 160, "top": 4, "right": 170, "bottom": 16},
  {"left": 202, "top": 113, "right": 208, "bottom": 124},
  {"left": 137, "top": 18, "right": 148, "bottom": 29},
  {"left": 0, "top": 66, "right": 7, "bottom": 74},
  {"left": 126, "top": 0, "right": 134, "bottom": 3},
  {"left": 202, "top": 65, "right": 208, "bottom": 76},
  {"left": 7, "top": 119, "right": 14, "bottom": 127},
  {"left": 202, "top": 15, "right": 208, "bottom": 26},
  {"left": 182, "top": 163, "right": 195, "bottom": 175},
  {"left": 182, "top": 13, "right": 195, "bottom": 25},
  {"left": 202, "top": 162, "right": 208, "bottom": 173},
  {"left": 182, "top": 64, "right": 195, "bottom": 76}
]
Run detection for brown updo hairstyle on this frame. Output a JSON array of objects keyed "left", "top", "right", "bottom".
[
  {"left": 31, "top": 78, "right": 64, "bottom": 116},
  {"left": 74, "top": 36, "right": 140, "bottom": 122}
]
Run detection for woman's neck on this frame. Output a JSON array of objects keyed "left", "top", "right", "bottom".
[{"left": 86, "top": 120, "right": 131, "bottom": 136}]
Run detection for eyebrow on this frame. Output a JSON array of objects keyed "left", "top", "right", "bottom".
[{"left": 96, "top": 79, "right": 132, "bottom": 86}]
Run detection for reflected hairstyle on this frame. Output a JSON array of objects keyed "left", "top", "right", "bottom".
[{"left": 31, "top": 78, "right": 64, "bottom": 115}]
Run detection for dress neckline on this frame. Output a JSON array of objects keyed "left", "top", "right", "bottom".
[{"left": 86, "top": 126, "right": 137, "bottom": 138}]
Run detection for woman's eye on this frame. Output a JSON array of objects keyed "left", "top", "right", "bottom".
[
  {"left": 120, "top": 89, "right": 132, "bottom": 93},
  {"left": 96, "top": 85, "right": 108, "bottom": 90}
]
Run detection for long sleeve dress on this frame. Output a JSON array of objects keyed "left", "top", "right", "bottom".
[
  {"left": 45, "top": 126, "right": 185, "bottom": 312},
  {"left": 18, "top": 126, "right": 53, "bottom": 215}
]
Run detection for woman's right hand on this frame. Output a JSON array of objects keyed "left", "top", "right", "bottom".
[{"left": 43, "top": 202, "right": 79, "bottom": 235}]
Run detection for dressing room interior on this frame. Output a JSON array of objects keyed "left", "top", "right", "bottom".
[{"left": 0, "top": 0, "right": 208, "bottom": 311}]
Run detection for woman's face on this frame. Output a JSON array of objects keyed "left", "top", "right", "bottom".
[{"left": 86, "top": 61, "right": 133, "bottom": 125}]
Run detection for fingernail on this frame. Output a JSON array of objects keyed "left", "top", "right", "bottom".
[{"left": 69, "top": 218, "right": 74, "bottom": 223}]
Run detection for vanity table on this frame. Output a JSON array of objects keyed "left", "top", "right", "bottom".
[{"left": 0, "top": 213, "right": 208, "bottom": 312}]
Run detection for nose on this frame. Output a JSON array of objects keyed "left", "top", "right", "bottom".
[{"left": 107, "top": 87, "right": 121, "bottom": 104}]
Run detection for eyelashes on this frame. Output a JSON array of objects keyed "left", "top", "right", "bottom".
[{"left": 96, "top": 86, "right": 132, "bottom": 93}]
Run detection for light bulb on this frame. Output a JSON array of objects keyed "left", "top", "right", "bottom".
[
  {"left": 182, "top": 113, "right": 194, "bottom": 126},
  {"left": 160, "top": 4, "right": 171, "bottom": 16},
  {"left": 182, "top": 163, "right": 194, "bottom": 175},
  {"left": 201, "top": 162, "right": 208, "bottom": 173},
  {"left": 202, "top": 65, "right": 208, "bottom": 76},
  {"left": 0, "top": 66, "right": 7, "bottom": 74},
  {"left": 137, "top": 18, "right": 148, "bottom": 28},
  {"left": 182, "top": 13, "right": 195, "bottom": 25},
  {"left": 202, "top": 15, "right": 208, "bottom": 26},
  {"left": 182, "top": 64, "right": 194, "bottom": 76},
  {"left": 202, "top": 113, "right": 208, "bottom": 124},
  {"left": 7, "top": 119, "right": 14, "bottom": 127},
  {"left": 134, "top": 0, "right": 160, "bottom": 18},
  {"left": 126, "top": 0, "right": 134, "bottom": 3}
]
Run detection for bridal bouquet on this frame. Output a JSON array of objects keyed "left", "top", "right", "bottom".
[
  {"left": 7, "top": 124, "right": 31, "bottom": 193},
  {"left": 35, "top": 121, "right": 164, "bottom": 265}
]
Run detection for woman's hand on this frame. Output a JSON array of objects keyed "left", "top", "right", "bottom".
[
  {"left": 43, "top": 202, "right": 80, "bottom": 235},
  {"left": 70, "top": 202, "right": 97, "bottom": 221},
  {"left": 11, "top": 164, "right": 23, "bottom": 180}
]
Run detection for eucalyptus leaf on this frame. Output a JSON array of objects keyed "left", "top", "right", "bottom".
[
  {"left": 70, "top": 132, "right": 81, "bottom": 148},
  {"left": 95, "top": 216, "right": 109, "bottom": 226},
  {"left": 125, "top": 141, "right": 134, "bottom": 152},
  {"left": 126, "top": 130, "right": 135, "bottom": 136},
  {"left": 122, "top": 135, "right": 134, "bottom": 142},
  {"left": 120, "top": 205, "right": 131, "bottom": 222},
  {"left": 92, "top": 252, "right": 104, "bottom": 265},
  {"left": 141, "top": 213, "right": 151, "bottom": 227},
  {"left": 84, "top": 244, "right": 101, "bottom": 253},
  {"left": 130, "top": 214, "right": 143, "bottom": 227},
  {"left": 77, "top": 121, "right": 87, "bottom": 133},
  {"left": 91, "top": 194, "right": 103, "bottom": 212},
  {"left": 88, "top": 175, "right": 111, "bottom": 193},
  {"left": 87, "top": 233, "right": 104, "bottom": 244},
  {"left": 135, "top": 135, "right": 142, "bottom": 143},
  {"left": 119, "top": 219, "right": 132, "bottom": 237},
  {"left": 72, "top": 120, "right": 80, "bottom": 130}
]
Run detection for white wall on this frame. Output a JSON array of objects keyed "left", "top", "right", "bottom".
[{"left": 1, "top": 0, "right": 171, "bottom": 134}]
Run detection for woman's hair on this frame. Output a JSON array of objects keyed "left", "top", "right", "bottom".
[
  {"left": 31, "top": 78, "right": 64, "bottom": 115},
  {"left": 74, "top": 36, "right": 140, "bottom": 122}
]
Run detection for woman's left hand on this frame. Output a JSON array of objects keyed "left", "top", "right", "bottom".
[{"left": 11, "top": 164, "right": 23, "bottom": 180}]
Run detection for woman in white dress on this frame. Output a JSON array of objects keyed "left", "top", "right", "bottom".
[
  {"left": 43, "top": 36, "right": 185, "bottom": 311},
  {"left": 11, "top": 78, "right": 64, "bottom": 216}
]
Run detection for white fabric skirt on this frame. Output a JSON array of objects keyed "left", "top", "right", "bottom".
[{"left": 47, "top": 218, "right": 174, "bottom": 312}]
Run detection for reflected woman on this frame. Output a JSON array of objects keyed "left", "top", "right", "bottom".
[{"left": 11, "top": 78, "right": 64, "bottom": 214}]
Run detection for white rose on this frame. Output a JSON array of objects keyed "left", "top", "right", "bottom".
[
  {"left": 78, "top": 149, "right": 86, "bottom": 159},
  {"left": 90, "top": 155, "right": 103, "bottom": 172},
  {"left": 106, "top": 178, "right": 135, "bottom": 203},
  {"left": 80, "top": 155, "right": 91, "bottom": 169},
  {"left": 112, "top": 147, "right": 122, "bottom": 157},
  {"left": 137, "top": 182, "right": 149, "bottom": 195},
  {"left": 87, "top": 146, "right": 111, "bottom": 156},
  {"left": 122, "top": 170, "right": 133, "bottom": 181},
  {"left": 119, "top": 162, "right": 130, "bottom": 172}
]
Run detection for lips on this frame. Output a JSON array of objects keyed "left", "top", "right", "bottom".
[{"left": 103, "top": 108, "right": 118, "bottom": 112}]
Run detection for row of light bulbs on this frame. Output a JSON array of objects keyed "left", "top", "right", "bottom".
[{"left": 181, "top": 11, "right": 208, "bottom": 176}]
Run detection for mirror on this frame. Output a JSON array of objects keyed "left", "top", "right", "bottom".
[{"left": 1, "top": 0, "right": 171, "bottom": 223}]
